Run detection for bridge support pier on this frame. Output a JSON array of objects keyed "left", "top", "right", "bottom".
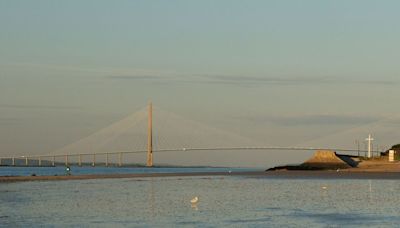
[
  {"left": 92, "top": 154, "right": 96, "bottom": 167},
  {"left": 52, "top": 156, "right": 55, "bottom": 166},
  {"left": 38, "top": 156, "right": 41, "bottom": 166},
  {"left": 78, "top": 154, "right": 82, "bottom": 166},
  {"left": 65, "top": 155, "right": 68, "bottom": 166},
  {"left": 12, "top": 157, "right": 15, "bottom": 166},
  {"left": 118, "top": 152, "right": 122, "bottom": 167},
  {"left": 105, "top": 153, "right": 109, "bottom": 167},
  {"left": 25, "top": 157, "right": 28, "bottom": 166}
]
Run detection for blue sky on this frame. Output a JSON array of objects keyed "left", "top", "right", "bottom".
[{"left": 1, "top": 1, "right": 400, "bottom": 165}]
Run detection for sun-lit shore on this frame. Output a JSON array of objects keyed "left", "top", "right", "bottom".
[
  {"left": 344, "top": 159, "right": 400, "bottom": 172},
  {"left": 2, "top": 161, "right": 400, "bottom": 183},
  {"left": 2, "top": 150, "right": 400, "bottom": 182},
  {"left": 0, "top": 171, "right": 264, "bottom": 182}
]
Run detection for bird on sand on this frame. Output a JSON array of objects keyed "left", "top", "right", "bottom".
[{"left": 190, "top": 196, "right": 199, "bottom": 204}]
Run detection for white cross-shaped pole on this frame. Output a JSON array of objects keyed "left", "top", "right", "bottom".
[{"left": 365, "top": 134, "right": 374, "bottom": 158}]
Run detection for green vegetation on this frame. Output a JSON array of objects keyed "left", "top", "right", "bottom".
[
  {"left": 388, "top": 144, "right": 400, "bottom": 160},
  {"left": 390, "top": 144, "right": 400, "bottom": 150}
]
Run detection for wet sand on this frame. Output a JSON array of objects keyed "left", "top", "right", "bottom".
[
  {"left": 0, "top": 171, "right": 264, "bottom": 182},
  {"left": 1, "top": 167, "right": 400, "bottom": 182}
]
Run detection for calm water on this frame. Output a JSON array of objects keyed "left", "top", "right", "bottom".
[{"left": 1, "top": 170, "right": 399, "bottom": 227}]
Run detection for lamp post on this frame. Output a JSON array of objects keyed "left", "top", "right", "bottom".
[{"left": 355, "top": 140, "right": 360, "bottom": 157}]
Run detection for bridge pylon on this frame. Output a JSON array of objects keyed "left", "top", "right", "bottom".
[{"left": 146, "top": 102, "right": 153, "bottom": 167}]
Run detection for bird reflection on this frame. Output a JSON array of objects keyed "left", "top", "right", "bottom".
[{"left": 191, "top": 204, "right": 198, "bottom": 211}]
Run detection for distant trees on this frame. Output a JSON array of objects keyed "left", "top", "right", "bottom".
[
  {"left": 381, "top": 144, "right": 400, "bottom": 155},
  {"left": 386, "top": 144, "right": 400, "bottom": 160},
  {"left": 390, "top": 144, "right": 400, "bottom": 150}
]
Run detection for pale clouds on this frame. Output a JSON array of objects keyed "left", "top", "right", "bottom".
[
  {"left": 0, "top": 117, "right": 20, "bottom": 126},
  {"left": 106, "top": 73, "right": 398, "bottom": 87},
  {"left": 233, "top": 114, "right": 381, "bottom": 126},
  {"left": 0, "top": 104, "right": 82, "bottom": 110}
]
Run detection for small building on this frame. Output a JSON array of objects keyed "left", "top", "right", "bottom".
[{"left": 381, "top": 144, "right": 400, "bottom": 161}]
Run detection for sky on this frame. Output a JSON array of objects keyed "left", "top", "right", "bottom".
[{"left": 1, "top": 1, "right": 400, "bottom": 166}]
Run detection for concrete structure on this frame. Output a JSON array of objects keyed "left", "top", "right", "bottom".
[
  {"left": 389, "top": 150, "right": 395, "bottom": 162},
  {"left": 146, "top": 102, "right": 153, "bottom": 167}
]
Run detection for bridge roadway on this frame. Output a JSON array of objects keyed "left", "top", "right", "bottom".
[
  {"left": 157, "top": 146, "right": 369, "bottom": 153},
  {"left": 0, "top": 146, "right": 381, "bottom": 167}
]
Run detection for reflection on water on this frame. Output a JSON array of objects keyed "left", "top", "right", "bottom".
[
  {"left": 1, "top": 176, "right": 400, "bottom": 227},
  {"left": 191, "top": 204, "right": 198, "bottom": 211}
]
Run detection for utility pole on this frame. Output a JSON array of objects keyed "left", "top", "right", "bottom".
[
  {"left": 355, "top": 140, "right": 360, "bottom": 157},
  {"left": 366, "top": 134, "right": 374, "bottom": 158},
  {"left": 146, "top": 102, "right": 153, "bottom": 167}
]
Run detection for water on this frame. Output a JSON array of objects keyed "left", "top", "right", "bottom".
[{"left": 1, "top": 172, "right": 399, "bottom": 227}]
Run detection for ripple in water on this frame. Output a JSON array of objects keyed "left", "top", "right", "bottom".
[{"left": 0, "top": 176, "right": 399, "bottom": 227}]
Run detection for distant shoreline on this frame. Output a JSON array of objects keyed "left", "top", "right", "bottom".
[
  {"left": 2, "top": 169, "right": 400, "bottom": 182},
  {"left": 0, "top": 171, "right": 262, "bottom": 182}
]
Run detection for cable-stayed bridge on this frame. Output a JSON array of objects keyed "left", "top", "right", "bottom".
[{"left": 0, "top": 103, "right": 381, "bottom": 167}]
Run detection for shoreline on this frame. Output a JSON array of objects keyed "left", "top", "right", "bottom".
[
  {"left": 1, "top": 169, "right": 400, "bottom": 182},
  {"left": 0, "top": 171, "right": 263, "bottom": 182}
]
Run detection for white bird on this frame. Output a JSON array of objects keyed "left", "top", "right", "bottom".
[
  {"left": 190, "top": 196, "right": 199, "bottom": 204},
  {"left": 322, "top": 186, "right": 328, "bottom": 190}
]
